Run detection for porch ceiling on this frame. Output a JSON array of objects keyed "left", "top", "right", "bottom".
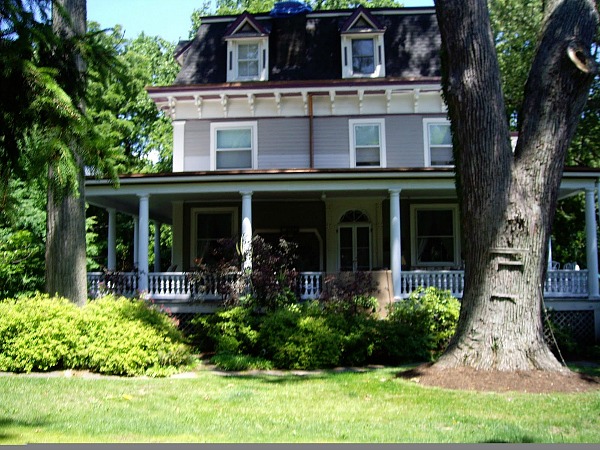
[{"left": 85, "top": 168, "right": 600, "bottom": 224}]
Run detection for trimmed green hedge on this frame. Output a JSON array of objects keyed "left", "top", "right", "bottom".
[
  {"left": 189, "top": 287, "right": 462, "bottom": 371},
  {"left": 0, "top": 294, "right": 192, "bottom": 376}
]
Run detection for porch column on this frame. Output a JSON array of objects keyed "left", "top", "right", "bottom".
[
  {"left": 154, "top": 221, "right": 161, "bottom": 272},
  {"left": 133, "top": 215, "right": 139, "bottom": 270},
  {"left": 585, "top": 188, "right": 599, "bottom": 298},
  {"left": 389, "top": 189, "right": 402, "bottom": 300},
  {"left": 138, "top": 194, "right": 150, "bottom": 292},
  {"left": 107, "top": 208, "right": 117, "bottom": 271},
  {"left": 241, "top": 191, "right": 253, "bottom": 271},
  {"left": 172, "top": 201, "right": 184, "bottom": 270}
]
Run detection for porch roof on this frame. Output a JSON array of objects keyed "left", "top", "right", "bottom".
[{"left": 85, "top": 167, "right": 600, "bottom": 225}]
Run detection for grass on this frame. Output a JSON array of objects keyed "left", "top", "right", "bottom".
[{"left": 0, "top": 364, "right": 599, "bottom": 444}]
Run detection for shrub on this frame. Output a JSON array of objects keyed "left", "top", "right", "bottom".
[
  {"left": 385, "top": 287, "right": 460, "bottom": 361},
  {"left": 373, "top": 319, "right": 431, "bottom": 364},
  {"left": 188, "top": 236, "right": 300, "bottom": 311},
  {"left": 0, "top": 294, "right": 82, "bottom": 372},
  {"left": 189, "top": 306, "right": 261, "bottom": 356},
  {"left": 258, "top": 303, "right": 343, "bottom": 370},
  {"left": 0, "top": 294, "right": 192, "bottom": 376},
  {"left": 210, "top": 353, "right": 273, "bottom": 371},
  {"left": 247, "top": 236, "right": 300, "bottom": 311},
  {"left": 78, "top": 296, "right": 192, "bottom": 376},
  {"left": 320, "top": 271, "right": 379, "bottom": 316}
]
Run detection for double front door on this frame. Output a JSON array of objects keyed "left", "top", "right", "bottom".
[{"left": 339, "top": 224, "right": 371, "bottom": 271}]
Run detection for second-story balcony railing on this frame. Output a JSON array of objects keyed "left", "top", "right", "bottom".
[{"left": 88, "top": 269, "right": 591, "bottom": 302}]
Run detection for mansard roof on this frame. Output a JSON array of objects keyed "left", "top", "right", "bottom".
[{"left": 174, "top": 7, "right": 440, "bottom": 85}]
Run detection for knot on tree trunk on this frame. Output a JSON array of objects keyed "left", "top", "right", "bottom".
[{"left": 567, "top": 40, "right": 599, "bottom": 75}]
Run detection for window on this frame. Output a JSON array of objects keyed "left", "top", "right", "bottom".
[
  {"left": 424, "top": 119, "right": 453, "bottom": 166},
  {"left": 191, "top": 208, "right": 237, "bottom": 266},
  {"left": 227, "top": 39, "right": 268, "bottom": 81},
  {"left": 224, "top": 13, "right": 269, "bottom": 82},
  {"left": 210, "top": 122, "right": 258, "bottom": 170},
  {"left": 237, "top": 43, "right": 259, "bottom": 78},
  {"left": 349, "top": 119, "right": 386, "bottom": 167},
  {"left": 352, "top": 39, "right": 375, "bottom": 75},
  {"left": 342, "top": 35, "right": 385, "bottom": 78},
  {"left": 340, "top": 8, "right": 386, "bottom": 79},
  {"left": 410, "top": 205, "right": 460, "bottom": 267}
]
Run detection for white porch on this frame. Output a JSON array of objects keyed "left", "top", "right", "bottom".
[{"left": 85, "top": 169, "right": 600, "bottom": 342}]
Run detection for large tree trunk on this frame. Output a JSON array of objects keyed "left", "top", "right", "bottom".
[
  {"left": 45, "top": 0, "right": 87, "bottom": 306},
  {"left": 433, "top": 0, "right": 598, "bottom": 371}
]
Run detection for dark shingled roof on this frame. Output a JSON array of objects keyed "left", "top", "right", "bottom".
[{"left": 174, "top": 8, "right": 441, "bottom": 86}]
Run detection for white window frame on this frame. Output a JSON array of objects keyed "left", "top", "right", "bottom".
[
  {"left": 423, "top": 118, "right": 453, "bottom": 167},
  {"left": 190, "top": 207, "right": 238, "bottom": 267},
  {"left": 410, "top": 204, "right": 461, "bottom": 268},
  {"left": 210, "top": 121, "right": 258, "bottom": 170},
  {"left": 226, "top": 38, "right": 269, "bottom": 82},
  {"left": 348, "top": 118, "right": 386, "bottom": 168},
  {"left": 341, "top": 34, "right": 385, "bottom": 79}
]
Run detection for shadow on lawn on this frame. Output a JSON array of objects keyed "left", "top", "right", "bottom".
[
  {"left": 0, "top": 416, "right": 49, "bottom": 443},
  {"left": 214, "top": 365, "right": 393, "bottom": 384}
]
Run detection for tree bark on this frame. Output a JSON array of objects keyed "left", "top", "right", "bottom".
[
  {"left": 433, "top": 0, "right": 598, "bottom": 371},
  {"left": 45, "top": 0, "right": 88, "bottom": 306}
]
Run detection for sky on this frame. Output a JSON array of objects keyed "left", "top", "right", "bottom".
[{"left": 87, "top": 0, "right": 435, "bottom": 43}]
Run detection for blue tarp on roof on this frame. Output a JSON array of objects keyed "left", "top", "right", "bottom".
[{"left": 269, "top": 1, "right": 313, "bottom": 17}]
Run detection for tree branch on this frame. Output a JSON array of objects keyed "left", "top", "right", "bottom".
[{"left": 567, "top": 40, "right": 599, "bottom": 75}]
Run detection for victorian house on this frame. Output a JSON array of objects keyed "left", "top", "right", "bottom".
[{"left": 86, "top": 4, "right": 600, "bottom": 342}]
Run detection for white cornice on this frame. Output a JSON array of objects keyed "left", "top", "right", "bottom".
[{"left": 148, "top": 82, "right": 445, "bottom": 120}]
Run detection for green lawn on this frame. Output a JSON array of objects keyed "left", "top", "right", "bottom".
[{"left": 0, "top": 366, "right": 599, "bottom": 444}]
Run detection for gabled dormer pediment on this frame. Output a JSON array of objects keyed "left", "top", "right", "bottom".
[
  {"left": 340, "top": 7, "right": 386, "bottom": 79},
  {"left": 225, "top": 12, "right": 270, "bottom": 82},
  {"left": 340, "top": 6, "right": 386, "bottom": 35},
  {"left": 224, "top": 11, "right": 270, "bottom": 39}
]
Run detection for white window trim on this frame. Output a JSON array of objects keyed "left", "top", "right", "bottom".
[
  {"left": 341, "top": 33, "right": 385, "bottom": 79},
  {"left": 226, "top": 37, "right": 269, "bottom": 82},
  {"left": 348, "top": 118, "right": 386, "bottom": 168},
  {"left": 190, "top": 207, "right": 238, "bottom": 267},
  {"left": 423, "top": 118, "right": 453, "bottom": 167},
  {"left": 210, "top": 121, "right": 258, "bottom": 170},
  {"left": 410, "top": 204, "right": 461, "bottom": 268}
]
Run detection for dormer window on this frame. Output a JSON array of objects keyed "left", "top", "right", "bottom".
[
  {"left": 225, "top": 12, "right": 269, "bottom": 82},
  {"left": 340, "top": 7, "right": 386, "bottom": 79}
]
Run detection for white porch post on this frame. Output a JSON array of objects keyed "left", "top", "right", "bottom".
[
  {"left": 107, "top": 208, "right": 116, "bottom": 271},
  {"left": 390, "top": 189, "right": 402, "bottom": 300},
  {"left": 133, "top": 215, "right": 139, "bottom": 270},
  {"left": 241, "top": 191, "right": 253, "bottom": 271},
  {"left": 138, "top": 194, "right": 150, "bottom": 292},
  {"left": 154, "top": 221, "right": 161, "bottom": 272},
  {"left": 171, "top": 201, "right": 184, "bottom": 270},
  {"left": 585, "top": 187, "right": 599, "bottom": 298},
  {"left": 172, "top": 121, "right": 186, "bottom": 172}
]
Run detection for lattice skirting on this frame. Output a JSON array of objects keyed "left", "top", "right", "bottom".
[{"left": 544, "top": 309, "right": 596, "bottom": 345}]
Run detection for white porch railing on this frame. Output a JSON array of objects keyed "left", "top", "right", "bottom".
[
  {"left": 400, "top": 270, "right": 465, "bottom": 299},
  {"left": 87, "top": 271, "right": 138, "bottom": 298},
  {"left": 88, "top": 269, "right": 591, "bottom": 302},
  {"left": 543, "top": 269, "right": 588, "bottom": 298}
]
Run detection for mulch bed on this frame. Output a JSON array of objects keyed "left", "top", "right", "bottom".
[{"left": 396, "top": 362, "right": 600, "bottom": 393}]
